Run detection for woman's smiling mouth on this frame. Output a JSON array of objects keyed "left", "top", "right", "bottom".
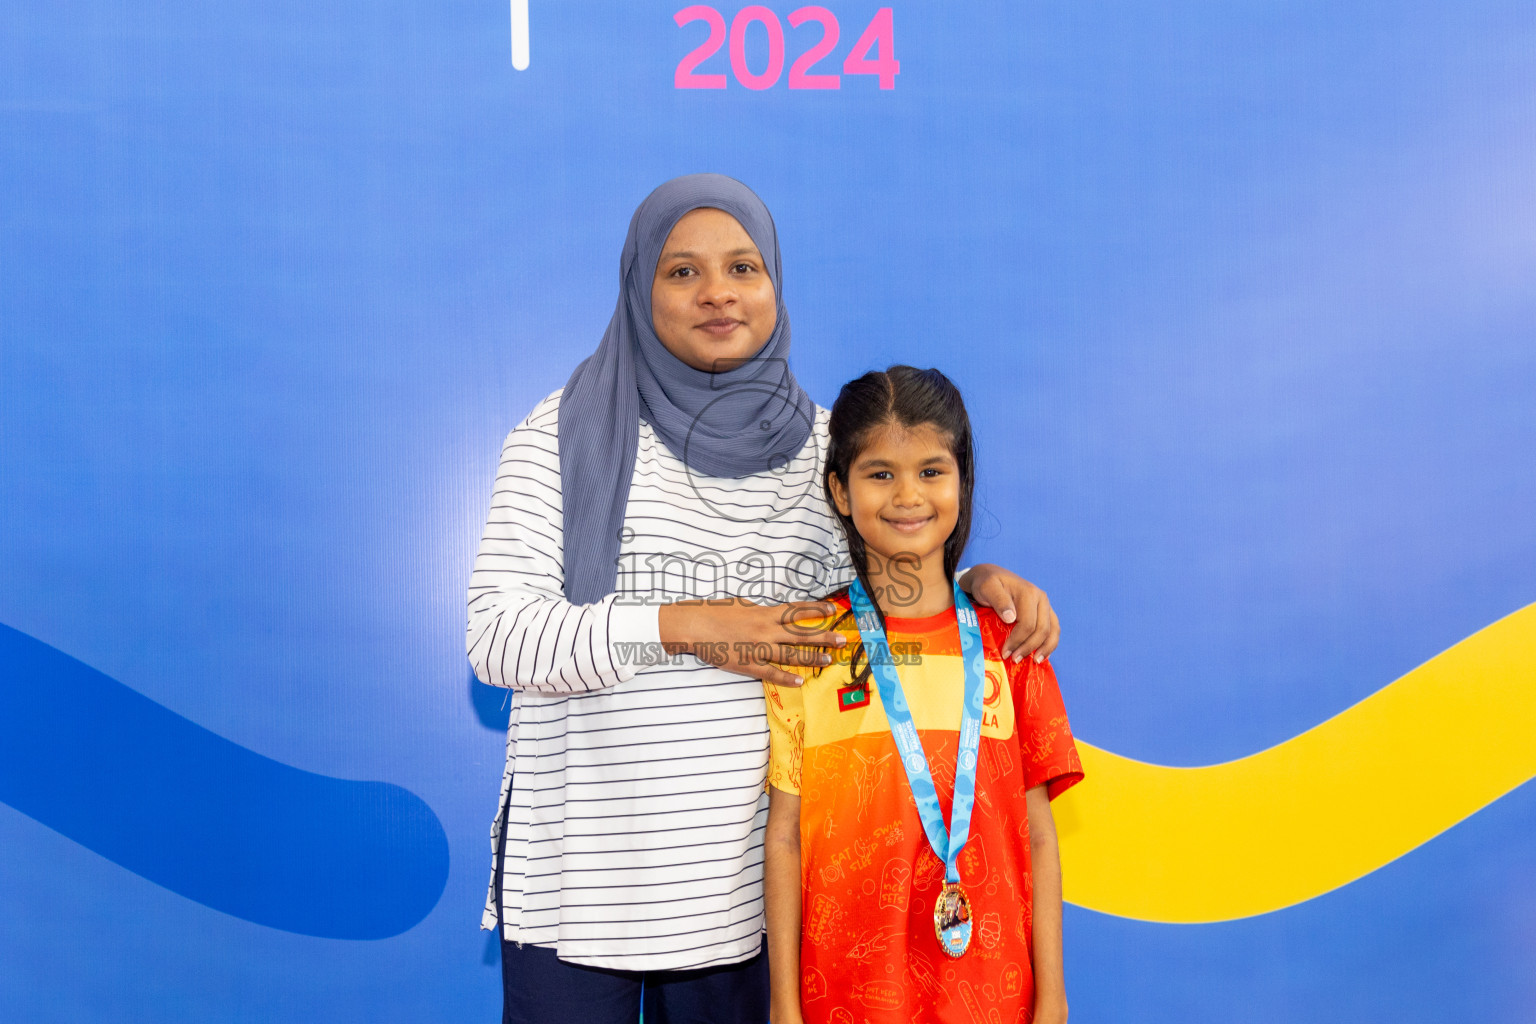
[{"left": 697, "top": 318, "right": 743, "bottom": 337}]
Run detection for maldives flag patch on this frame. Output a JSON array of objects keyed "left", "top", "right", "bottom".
[{"left": 837, "top": 683, "right": 870, "bottom": 711}]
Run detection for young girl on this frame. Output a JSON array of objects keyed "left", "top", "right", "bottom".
[{"left": 764, "top": 366, "right": 1084, "bottom": 1024}]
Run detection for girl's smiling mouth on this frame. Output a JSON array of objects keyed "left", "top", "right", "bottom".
[{"left": 883, "top": 514, "right": 935, "bottom": 534}]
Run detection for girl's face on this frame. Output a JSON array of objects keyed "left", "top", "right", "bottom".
[
  {"left": 828, "top": 422, "right": 961, "bottom": 571},
  {"left": 650, "top": 208, "right": 777, "bottom": 372}
]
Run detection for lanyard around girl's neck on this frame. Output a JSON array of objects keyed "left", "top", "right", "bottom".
[{"left": 848, "top": 578, "right": 985, "bottom": 888}]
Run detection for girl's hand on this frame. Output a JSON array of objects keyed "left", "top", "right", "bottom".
[
  {"left": 658, "top": 599, "right": 847, "bottom": 687},
  {"left": 769, "top": 1001, "right": 806, "bottom": 1024},
  {"left": 765, "top": 787, "right": 805, "bottom": 1024},
  {"left": 959, "top": 564, "right": 1060, "bottom": 663},
  {"left": 1032, "top": 997, "right": 1069, "bottom": 1024}
]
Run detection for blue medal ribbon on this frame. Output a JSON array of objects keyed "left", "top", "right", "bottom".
[{"left": 848, "top": 578, "right": 985, "bottom": 889}]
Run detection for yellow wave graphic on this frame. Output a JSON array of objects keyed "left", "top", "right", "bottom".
[{"left": 1053, "top": 602, "right": 1536, "bottom": 923}]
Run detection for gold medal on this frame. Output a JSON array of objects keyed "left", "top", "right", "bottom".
[{"left": 933, "top": 881, "right": 973, "bottom": 958}]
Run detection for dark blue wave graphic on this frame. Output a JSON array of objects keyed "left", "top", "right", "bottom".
[{"left": 0, "top": 624, "right": 449, "bottom": 939}]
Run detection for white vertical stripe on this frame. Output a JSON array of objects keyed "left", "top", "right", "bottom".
[{"left": 510, "top": 0, "right": 530, "bottom": 70}]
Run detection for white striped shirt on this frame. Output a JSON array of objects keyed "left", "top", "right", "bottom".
[{"left": 468, "top": 387, "right": 851, "bottom": 971}]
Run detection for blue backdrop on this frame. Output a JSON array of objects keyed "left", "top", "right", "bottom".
[{"left": 2, "top": 1, "right": 1533, "bottom": 1020}]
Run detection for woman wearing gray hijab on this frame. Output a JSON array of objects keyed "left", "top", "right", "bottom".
[{"left": 467, "top": 174, "right": 1059, "bottom": 1023}]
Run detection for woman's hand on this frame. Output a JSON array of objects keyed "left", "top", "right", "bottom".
[
  {"left": 959, "top": 564, "right": 1060, "bottom": 663},
  {"left": 658, "top": 599, "right": 847, "bottom": 687}
]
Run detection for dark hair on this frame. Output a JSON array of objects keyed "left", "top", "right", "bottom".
[{"left": 823, "top": 365, "right": 976, "bottom": 685}]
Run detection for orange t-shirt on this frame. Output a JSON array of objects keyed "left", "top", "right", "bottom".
[{"left": 765, "top": 597, "right": 1083, "bottom": 1024}]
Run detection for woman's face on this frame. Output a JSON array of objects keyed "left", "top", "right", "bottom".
[{"left": 650, "top": 208, "right": 777, "bottom": 372}]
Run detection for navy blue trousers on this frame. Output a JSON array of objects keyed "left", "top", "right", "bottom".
[{"left": 499, "top": 935, "right": 769, "bottom": 1024}]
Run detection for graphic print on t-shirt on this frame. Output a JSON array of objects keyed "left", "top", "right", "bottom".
[{"left": 766, "top": 598, "right": 1083, "bottom": 1024}]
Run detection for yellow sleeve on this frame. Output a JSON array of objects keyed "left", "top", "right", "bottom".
[{"left": 763, "top": 680, "right": 806, "bottom": 795}]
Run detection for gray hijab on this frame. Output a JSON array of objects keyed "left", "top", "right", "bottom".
[{"left": 558, "top": 174, "right": 815, "bottom": 604}]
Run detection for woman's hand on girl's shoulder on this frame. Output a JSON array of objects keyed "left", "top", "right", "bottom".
[
  {"left": 958, "top": 564, "right": 1060, "bottom": 663},
  {"left": 658, "top": 598, "right": 848, "bottom": 687}
]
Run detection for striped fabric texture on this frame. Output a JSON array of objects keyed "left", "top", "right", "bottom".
[{"left": 468, "top": 387, "right": 851, "bottom": 970}]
